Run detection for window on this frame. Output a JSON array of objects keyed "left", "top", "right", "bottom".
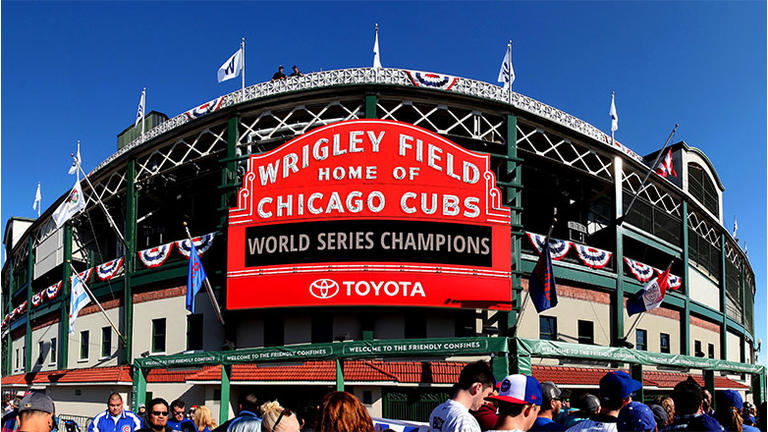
[
  {"left": 708, "top": 343, "right": 715, "bottom": 359},
  {"left": 80, "top": 331, "right": 90, "bottom": 359},
  {"left": 578, "top": 320, "right": 594, "bottom": 345},
  {"left": 660, "top": 333, "right": 670, "bottom": 354},
  {"left": 187, "top": 314, "right": 204, "bottom": 351},
  {"left": 15, "top": 348, "right": 19, "bottom": 369},
  {"left": 636, "top": 329, "right": 647, "bottom": 351},
  {"left": 694, "top": 340, "right": 703, "bottom": 356},
  {"left": 152, "top": 318, "right": 166, "bottom": 353},
  {"left": 101, "top": 327, "right": 112, "bottom": 358},
  {"left": 311, "top": 314, "right": 333, "bottom": 344},
  {"left": 687, "top": 163, "right": 719, "bottom": 217},
  {"left": 50, "top": 338, "right": 57, "bottom": 364},
  {"left": 38, "top": 341, "right": 45, "bottom": 364},
  {"left": 540, "top": 316, "right": 557, "bottom": 341}
]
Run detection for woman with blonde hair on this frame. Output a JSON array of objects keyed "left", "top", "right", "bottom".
[
  {"left": 194, "top": 406, "right": 217, "bottom": 432},
  {"left": 314, "top": 391, "right": 374, "bottom": 432},
  {"left": 260, "top": 401, "right": 299, "bottom": 432}
]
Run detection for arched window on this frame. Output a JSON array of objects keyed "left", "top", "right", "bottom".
[{"left": 687, "top": 163, "right": 719, "bottom": 216}]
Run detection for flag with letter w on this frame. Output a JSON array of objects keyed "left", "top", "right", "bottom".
[
  {"left": 218, "top": 48, "right": 243, "bottom": 83},
  {"left": 52, "top": 180, "right": 86, "bottom": 228},
  {"left": 627, "top": 267, "right": 672, "bottom": 316},
  {"left": 186, "top": 243, "right": 207, "bottom": 313},
  {"left": 497, "top": 43, "right": 515, "bottom": 91},
  {"left": 528, "top": 239, "right": 558, "bottom": 313},
  {"left": 68, "top": 273, "right": 91, "bottom": 333}
]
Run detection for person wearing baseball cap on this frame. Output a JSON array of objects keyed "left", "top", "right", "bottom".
[
  {"left": 714, "top": 390, "right": 759, "bottom": 432},
  {"left": 530, "top": 382, "right": 566, "bottom": 431},
  {"left": 566, "top": 371, "right": 642, "bottom": 432},
  {"left": 485, "top": 374, "right": 542, "bottom": 432},
  {"left": 17, "top": 392, "right": 54, "bottom": 432},
  {"left": 617, "top": 402, "right": 656, "bottom": 432}
]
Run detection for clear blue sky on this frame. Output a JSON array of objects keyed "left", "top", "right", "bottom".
[{"left": 2, "top": 2, "right": 765, "bottom": 364}]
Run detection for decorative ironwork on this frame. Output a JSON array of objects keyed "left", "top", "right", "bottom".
[
  {"left": 687, "top": 210, "right": 720, "bottom": 248},
  {"left": 622, "top": 168, "right": 682, "bottom": 218}
]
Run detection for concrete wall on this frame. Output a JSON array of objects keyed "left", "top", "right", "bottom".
[
  {"left": 12, "top": 334, "right": 26, "bottom": 374},
  {"left": 235, "top": 315, "right": 264, "bottom": 348},
  {"left": 31, "top": 322, "right": 60, "bottom": 372},
  {"left": 132, "top": 295, "right": 188, "bottom": 357},
  {"left": 688, "top": 268, "right": 720, "bottom": 311},
  {"left": 285, "top": 315, "right": 311, "bottom": 345},
  {"left": 47, "top": 385, "right": 131, "bottom": 417},
  {"left": 351, "top": 386, "right": 383, "bottom": 418},
  {"left": 689, "top": 319, "right": 719, "bottom": 358},
  {"left": 727, "top": 331, "right": 742, "bottom": 362},
  {"left": 68, "top": 306, "right": 120, "bottom": 368}
]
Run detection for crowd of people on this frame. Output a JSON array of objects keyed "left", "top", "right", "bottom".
[
  {"left": 430, "top": 360, "right": 767, "bottom": 432},
  {"left": 1, "top": 362, "right": 766, "bottom": 432}
]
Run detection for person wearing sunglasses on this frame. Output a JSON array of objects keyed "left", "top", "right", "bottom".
[
  {"left": 167, "top": 401, "right": 195, "bottom": 432},
  {"left": 260, "top": 402, "right": 299, "bottom": 432},
  {"left": 137, "top": 399, "right": 172, "bottom": 432}
]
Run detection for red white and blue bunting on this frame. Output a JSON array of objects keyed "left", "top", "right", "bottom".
[
  {"left": 186, "top": 97, "right": 223, "bottom": 120},
  {"left": 527, "top": 232, "right": 571, "bottom": 260},
  {"left": 406, "top": 70, "right": 458, "bottom": 91},
  {"left": 97, "top": 257, "right": 124, "bottom": 280},
  {"left": 139, "top": 243, "right": 174, "bottom": 268},
  {"left": 574, "top": 244, "right": 613, "bottom": 269},
  {"left": 76, "top": 268, "right": 93, "bottom": 283},
  {"left": 175, "top": 232, "right": 217, "bottom": 258},
  {"left": 624, "top": 257, "right": 656, "bottom": 282},
  {"left": 32, "top": 292, "right": 45, "bottom": 307},
  {"left": 46, "top": 282, "right": 62, "bottom": 300},
  {"left": 666, "top": 272, "right": 682, "bottom": 290}
]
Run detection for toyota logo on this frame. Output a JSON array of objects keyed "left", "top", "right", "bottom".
[{"left": 309, "top": 279, "right": 339, "bottom": 299}]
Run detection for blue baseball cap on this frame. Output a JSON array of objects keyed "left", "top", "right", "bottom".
[
  {"left": 717, "top": 390, "right": 743, "bottom": 411},
  {"left": 618, "top": 401, "right": 656, "bottom": 432},
  {"left": 599, "top": 371, "right": 643, "bottom": 403},
  {"left": 486, "top": 374, "right": 543, "bottom": 405}
]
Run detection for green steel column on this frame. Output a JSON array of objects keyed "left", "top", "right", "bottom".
[
  {"left": 681, "top": 202, "right": 690, "bottom": 355},
  {"left": 513, "top": 339, "right": 532, "bottom": 376},
  {"left": 719, "top": 234, "right": 728, "bottom": 359},
  {"left": 613, "top": 158, "right": 625, "bottom": 344},
  {"left": 336, "top": 358, "right": 345, "bottom": 391},
  {"left": 365, "top": 95, "right": 377, "bottom": 119},
  {"left": 132, "top": 363, "right": 147, "bottom": 410},
  {"left": 123, "top": 159, "right": 137, "bottom": 364},
  {"left": 58, "top": 224, "right": 73, "bottom": 369},
  {"left": 752, "top": 373, "right": 766, "bottom": 406},
  {"left": 4, "top": 255, "right": 13, "bottom": 375},
  {"left": 492, "top": 352, "right": 510, "bottom": 382},
  {"left": 630, "top": 364, "right": 644, "bottom": 402},
  {"left": 739, "top": 260, "right": 747, "bottom": 337},
  {"left": 220, "top": 365, "right": 231, "bottom": 424},
  {"left": 24, "top": 236, "right": 34, "bottom": 371},
  {"left": 506, "top": 115, "right": 522, "bottom": 334},
  {"left": 704, "top": 370, "right": 715, "bottom": 410},
  {"left": 221, "top": 117, "right": 239, "bottom": 229}
]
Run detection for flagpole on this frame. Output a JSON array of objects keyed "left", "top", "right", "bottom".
[
  {"left": 68, "top": 260, "right": 127, "bottom": 346},
  {"left": 36, "top": 182, "right": 41, "bottom": 217},
  {"left": 183, "top": 222, "right": 225, "bottom": 325},
  {"left": 241, "top": 38, "right": 245, "bottom": 103},
  {"left": 141, "top": 88, "right": 146, "bottom": 141},
  {"left": 508, "top": 40, "right": 513, "bottom": 102},
  {"left": 73, "top": 154, "right": 128, "bottom": 247},
  {"left": 512, "top": 210, "right": 557, "bottom": 337},
  {"left": 616, "top": 124, "right": 678, "bottom": 226},
  {"left": 620, "top": 260, "right": 674, "bottom": 341},
  {"left": 611, "top": 92, "right": 616, "bottom": 147}
]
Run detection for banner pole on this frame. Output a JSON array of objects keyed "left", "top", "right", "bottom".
[{"left": 183, "top": 222, "right": 225, "bottom": 325}]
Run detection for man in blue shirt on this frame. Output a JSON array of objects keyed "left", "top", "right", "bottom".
[
  {"left": 88, "top": 394, "right": 143, "bottom": 432},
  {"left": 166, "top": 401, "right": 195, "bottom": 432},
  {"left": 531, "top": 381, "right": 566, "bottom": 432}
]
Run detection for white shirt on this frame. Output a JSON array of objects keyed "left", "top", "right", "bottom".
[
  {"left": 565, "top": 417, "right": 618, "bottom": 432},
  {"left": 429, "top": 399, "right": 481, "bottom": 432}
]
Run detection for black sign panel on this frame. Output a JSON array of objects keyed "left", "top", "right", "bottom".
[{"left": 244, "top": 220, "right": 492, "bottom": 267}]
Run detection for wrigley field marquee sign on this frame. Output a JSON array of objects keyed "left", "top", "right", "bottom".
[{"left": 227, "top": 120, "right": 512, "bottom": 309}]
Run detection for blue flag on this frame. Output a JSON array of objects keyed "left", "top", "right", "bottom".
[
  {"left": 529, "top": 239, "right": 558, "bottom": 313},
  {"left": 186, "top": 243, "right": 207, "bottom": 313}
]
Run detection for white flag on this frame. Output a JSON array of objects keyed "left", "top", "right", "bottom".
[
  {"left": 218, "top": 48, "right": 243, "bottom": 83},
  {"left": 68, "top": 272, "right": 91, "bottom": 334},
  {"left": 68, "top": 142, "right": 81, "bottom": 175},
  {"left": 373, "top": 25, "right": 382, "bottom": 69},
  {"left": 733, "top": 216, "right": 738, "bottom": 238},
  {"left": 610, "top": 93, "right": 619, "bottom": 133},
  {"left": 497, "top": 43, "right": 515, "bottom": 91},
  {"left": 135, "top": 89, "right": 145, "bottom": 127},
  {"left": 33, "top": 183, "right": 42, "bottom": 211},
  {"left": 52, "top": 180, "right": 86, "bottom": 228}
]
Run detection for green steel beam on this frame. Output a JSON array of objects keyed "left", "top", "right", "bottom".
[
  {"left": 336, "top": 359, "right": 345, "bottom": 391},
  {"left": 25, "top": 236, "right": 33, "bottom": 371},
  {"left": 614, "top": 159, "right": 625, "bottom": 345},
  {"left": 720, "top": 234, "right": 728, "bottom": 360},
  {"left": 704, "top": 370, "right": 715, "bottom": 410},
  {"left": 689, "top": 302, "right": 728, "bottom": 327},
  {"left": 506, "top": 114, "right": 521, "bottom": 335},
  {"left": 620, "top": 226, "right": 682, "bottom": 258},
  {"left": 58, "top": 224, "right": 73, "bottom": 369},
  {"left": 492, "top": 352, "right": 510, "bottom": 381},
  {"left": 131, "top": 365, "right": 146, "bottom": 410},
  {"left": 365, "top": 95, "right": 377, "bottom": 119},
  {"left": 681, "top": 201, "right": 690, "bottom": 355},
  {"left": 520, "top": 258, "right": 617, "bottom": 289},
  {"left": 130, "top": 263, "right": 187, "bottom": 287},
  {"left": 630, "top": 364, "right": 644, "bottom": 402},
  {"left": 220, "top": 365, "right": 231, "bottom": 424},
  {"left": 123, "top": 159, "right": 137, "bottom": 365}
]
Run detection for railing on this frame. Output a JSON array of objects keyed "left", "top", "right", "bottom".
[{"left": 57, "top": 414, "right": 93, "bottom": 432}]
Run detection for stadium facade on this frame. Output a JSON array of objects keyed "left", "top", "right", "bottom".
[{"left": 2, "top": 67, "right": 764, "bottom": 422}]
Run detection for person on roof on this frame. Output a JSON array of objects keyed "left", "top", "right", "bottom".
[{"left": 88, "top": 394, "right": 143, "bottom": 432}]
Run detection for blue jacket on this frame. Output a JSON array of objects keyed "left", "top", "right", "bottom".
[
  {"left": 88, "top": 410, "right": 143, "bottom": 432},
  {"left": 166, "top": 418, "right": 196, "bottom": 432}
]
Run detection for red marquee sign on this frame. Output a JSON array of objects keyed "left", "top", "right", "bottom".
[{"left": 227, "top": 120, "right": 512, "bottom": 310}]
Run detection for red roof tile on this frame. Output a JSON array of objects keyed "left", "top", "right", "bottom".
[
  {"left": 643, "top": 371, "right": 749, "bottom": 390},
  {"left": 1, "top": 366, "right": 131, "bottom": 386},
  {"left": 531, "top": 366, "right": 750, "bottom": 390}
]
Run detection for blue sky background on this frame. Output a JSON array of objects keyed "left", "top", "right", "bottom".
[{"left": 2, "top": 2, "right": 765, "bottom": 365}]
